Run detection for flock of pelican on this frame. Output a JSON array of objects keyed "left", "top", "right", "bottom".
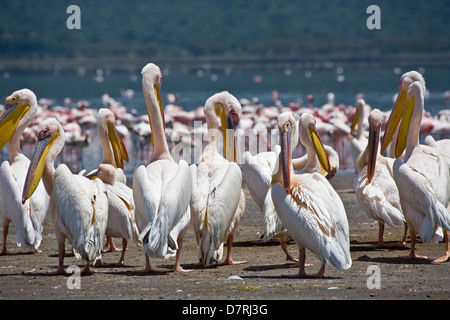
[{"left": 0, "top": 65, "right": 449, "bottom": 278}]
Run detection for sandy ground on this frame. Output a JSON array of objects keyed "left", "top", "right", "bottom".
[{"left": 0, "top": 174, "right": 449, "bottom": 303}]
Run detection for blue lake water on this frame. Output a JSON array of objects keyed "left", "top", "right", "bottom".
[
  {"left": 1, "top": 65, "right": 449, "bottom": 178},
  {"left": 1, "top": 66, "right": 450, "bottom": 115}
]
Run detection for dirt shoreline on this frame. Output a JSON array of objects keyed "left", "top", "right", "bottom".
[{"left": 0, "top": 174, "right": 449, "bottom": 302}]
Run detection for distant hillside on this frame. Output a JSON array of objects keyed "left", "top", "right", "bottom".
[{"left": 1, "top": 0, "right": 449, "bottom": 66}]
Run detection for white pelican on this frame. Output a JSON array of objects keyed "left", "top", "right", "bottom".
[
  {"left": 133, "top": 63, "right": 192, "bottom": 272},
  {"left": 380, "top": 71, "right": 450, "bottom": 261},
  {"left": 0, "top": 89, "right": 49, "bottom": 254},
  {"left": 88, "top": 164, "right": 139, "bottom": 265},
  {"left": 354, "top": 109, "right": 406, "bottom": 248},
  {"left": 242, "top": 114, "right": 340, "bottom": 263},
  {"left": 190, "top": 91, "right": 246, "bottom": 266},
  {"left": 350, "top": 99, "right": 368, "bottom": 173},
  {"left": 242, "top": 146, "right": 296, "bottom": 262},
  {"left": 89, "top": 108, "right": 134, "bottom": 258},
  {"left": 22, "top": 118, "right": 108, "bottom": 274},
  {"left": 271, "top": 112, "right": 352, "bottom": 277},
  {"left": 423, "top": 135, "right": 450, "bottom": 262},
  {"left": 96, "top": 108, "right": 129, "bottom": 183}
]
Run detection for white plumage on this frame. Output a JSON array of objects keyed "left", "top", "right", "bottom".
[
  {"left": 271, "top": 112, "right": 351, "bottom": 277},
  {"left": 95, "top": 164, "right": 139, "bottom": 265},
  {"left": 190, "top": 91, "right": 246, "bottom": 266},
  {"left": 133, "top": 63, "right": 192, "bottom": 272},
  {"left": 0, "top": 89, "right": 49, "bottom": 254},
  {"left": 22, "top": 118, "right": 108, "bottom": 274},
  {"left": 354, "top": 109, "right": 406, "bottom": 248},
  {"left": 380, "top": 71, "right": 450, "bottom": 261},
  {"left": 89, "top": 108, "right": 137, "bottom": 264}
]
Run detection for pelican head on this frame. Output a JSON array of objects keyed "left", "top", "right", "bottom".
[
  {"left": 380, "top": 71, "right": 425, "bottom": 157},
  {"left": 277, "top": 112, "right": 299, "bottom": 192},
  {"left": 94, "top": 163, "right": 117, "bottom": 185},
  {"left": 366, "top": 109, "right": 383, "bottom": 182},
  {"left": 141, "top": 63, "right": 165, "bottom": 147},
  {"left": 207, "top": 91, "right": 242, "bottom": 162},
  {"left": 299, "top": 113, "right": 331, "bottom": 176},
  {"left": 350, "top": 98, "right": 365, "bottom": 134},
  {"left": 97, "top": 108, "right": 129, "bottom": 169},
  {"left": 22, "top": 118, "right": 65, "bottom": 204},
  {"left": 0, "top": 88, "right": 37, "bottom": 149},
  {"left": 380, "top": 70, "right": 426, "bottom": 158}
]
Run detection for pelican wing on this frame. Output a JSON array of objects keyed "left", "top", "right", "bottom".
[
  {"left": 136, "top": 160, "right": 192, "bottom": 258},
  {"left": 53, "top": 165, "right": 108, "bottom": 262},
  {"left": 133, "top": 163, "right": 159, "bottom": 233},
  {"left": 272, "top": 173, "right": 351, "bottom": 270},
  {"left": 354, "top": 157, "right": 404, "bottom": 227},
  {"left": 104, "top": 182, "right": 139, "bottom": 242},
  {"left": 0, "top": 160, "right": 37, "bottom": 249},
  {"left": 393, "top": 151, "right": 450, "bottom": 242},
  {"left": 241, "top": 149, "right": 279, "bottom": 211},
  {"left": 262, "top": 187, "right": 287, "bottom": 241},
  {"left": 191, "top": 161, "right": 242, "bottom": 266}
]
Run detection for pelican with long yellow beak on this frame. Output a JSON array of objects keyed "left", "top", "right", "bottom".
[
  {"left": 96, "top": 108, "right": 129, "bottom": 183},
  {"left": 190, "top": 91, "right": 246, "bottom": 266},
  {"left": 86, "top": 108, "right": 137, "bottom": 263},
  {"left": 22, "top": 118, "right": 108, "bottom": 274},
  {"left": 244, "top": 113, "right": 340, "bottom": 264},
  {"left": 380, "top": 71, "right": 450, "bottom": 261},
  {"left": 0, "top": 89, "right": 49, "bottom": 254},
  {"left": 271, "top": 112, "right": 351, "bottom": 277},
  {"left": 354, "top": 109, "right": 406, "bottom": 248},
  {"left": 133, "top": 63, "right": 192, "bottom": 272}
]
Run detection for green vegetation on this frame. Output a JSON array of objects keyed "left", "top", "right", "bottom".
[{"left": 1, "top": 0, "right": 449, "bottom": 68}]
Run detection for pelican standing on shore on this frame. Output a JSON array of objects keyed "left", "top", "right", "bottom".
[
  {"left": 133, "top": 63, "right": 192, "bottom": 272},
  {"left": 380, "top": 71, "right": 450, "bottom": 261},
  {"left": 190, "top": 91, "right": 246, "bottom": 266},
  {"left": 22, "top": 118, "right": 108, "bottom": 274},
  {"left": 90, "top": 163, "right": 139, "bottom": 265},
  {"left": 0, "top": 89, "right": 49, "bottom": 254},
  {"left": 354, "top": 109, "right": 406, "bottom": 248},
  {"left": 242, "top": 145, "right": 297, "bottom": 262},
  {"left": 89, "top": 108, "right": 138, "bottom": 264},
  {"left": 271, "top": 112, "right": 351, "bottom": 277}
]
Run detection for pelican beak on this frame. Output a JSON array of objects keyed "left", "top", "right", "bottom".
[
  {"left": 394, "top": 94, "right": 415, "bottom": 158},
  {"left": 85, "top": 168, "right": 99, "bottom": 180},
  {"left": 107, "top": 122, "right": 129, "bottom": 169},
  {"left": 22, "top": 129, "right": 60, "bottom": 204},
  {"left": 308, "top": 126, "right": 331, "bottom": 175},
  {"left": 380, "top": 88, "right": 407, "bottom": 154},
  {"left": 280, "top": 128, "right": 292, "bottom": 193},
  {"left": 367, "top": 124, "right": 380, "bottom": 182},
  {"left": 215, "top": 103, "right": 239, "bottom": 162},
  {"left": 350, "top": 107, "right": 359, "bottom": 134},
  {"left": 0, "top": 101, "right": 31, "bottom": 149}
]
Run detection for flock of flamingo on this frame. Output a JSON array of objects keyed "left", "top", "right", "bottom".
[{"left": 0, "top": 63, "right": 449, "bottom": 278}]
